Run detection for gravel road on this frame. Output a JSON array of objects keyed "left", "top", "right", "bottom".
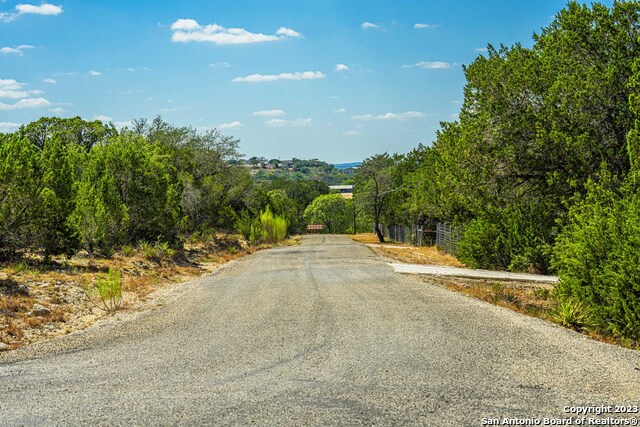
[{"left": 1, "top": 235, "right": 638, "bottom": 426}]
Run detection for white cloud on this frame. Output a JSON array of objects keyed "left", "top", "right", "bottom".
[
  {"left": 15, "top": 3, "right": 62, "bottom": 15},
  {"left": 334, "top": 64, "right": 350, "bottom": 72},
  {"left": 415, "top": 61, "right": 451, "bottom": 69},
  {"left": 276, "top": 27, "right": 302, "bottom": 38},
  {"left": 352, "top": 111, "right": 426, "bottom": 121},
  {"left": 232, "top": 71, "right": 325, "bottom": 83},
  {"left": 333, "top": 108, "right": 346, "bottom": 113},
  {"left": 42, "top": 78, "right": 56, "bottom": 84},
  {"left": 93, "top": 115, "right": 112, "bottom": 122},
  {"left": 209, "top": 62, "right": 231, "bottom": 68},
  {"left": 266, "top": 118, "right": 312, "bottom": 128},
  {"left": 361, "top": 22, "right": 380, "bottom": 30},
  {"left": 414, "top": 23, "right": 438, "bottom": 29},
  {"left": 171, "top": 18, "right": 201, "bottom": 31},
  {"left": 0, "top": 79, "right": 23, "bottom": 91},
  {"left": 89, "top": 70, "right": 102, "bottom": 76},
  {"left": 0, "top": 121, "right": 20, "bottom": 131},
  {"left": 342, "top": 130, "right": 362, "bottom": 136},
  {"left": 475, "top": 47, "right": 488, "bottom": 52},
  {"left": 0, "top": 79, "right": 43, "bottom": 99},
  {"left": 218, "top": 120, "right": 243, "bottom": 129},
  {"left": 0, "top": 97, "right": 51, "bottom": 110},
  {"left": 253, "top": 109, "right": 286, "bottom": 117},
  {"left": 0, "top": 12, "right": 17, "bottom": 23},
  {"left": 49, "top": 107, "right": 64, "bottom": 114},
  {"left": 0, "top": 44, "right": 34, "bottom": 56},
  {"left": 170, "top": 19, "right": 302, "bottom": 45}
]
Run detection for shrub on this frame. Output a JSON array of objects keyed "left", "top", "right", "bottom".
[
  {"left": 549, "top": 300, "right": 594, "bottom": 331},
  {"left": 457, "top": 204, "right": 554, "bottom": 273},
  {"left": 552, "top": 170, "right": 640, "bottom": 341},
  {"left": 139, "top": 241, "right": 175, "bottom": 264},
  {"left": 259, "top": 206, "right": 288, "bottom": 243},
  {"left": 85, "top": 268, "right": 122, "bottom": 313},
  {"left": 235, "top": 207, "right": 288, "bottom": 244}
]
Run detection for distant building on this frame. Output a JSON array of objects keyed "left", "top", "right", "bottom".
[
  {"left": 329, "top": 185, "right": 353, "bottom": 199},
  {"left": 342, "top": 167, "right": 357, "bottom": 175}
]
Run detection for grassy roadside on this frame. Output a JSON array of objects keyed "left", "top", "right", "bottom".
[
  {"left": 351, "top": 233, "right": 639, "bottom": 350},
  {"left": 0, "top": 234, "right": 300, "bottom": 351}
]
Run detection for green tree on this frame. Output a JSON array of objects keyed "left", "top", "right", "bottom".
[
  {"left": 354, "top": 153, "right": 403, "bottom": 242},
  {"left": 35, "top": 136, "right": 81, "bottom": 258},
  {"left": 0, "top": 136, "right": 40, "bottom": 258},
  {"left": 304, "top": 194, "right": 353, "bottom": 234},
  {"left": 70, "top": 145, "right": 129, "bottom": 255}
]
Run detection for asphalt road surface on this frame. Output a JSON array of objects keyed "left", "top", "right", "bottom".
[{"left": 1, "top": 235, "right": 639, "bottom": 426}]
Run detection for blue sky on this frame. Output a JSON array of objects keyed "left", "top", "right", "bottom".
[{"left": 0, "top": 0, "right": 606, "bottom": 163}]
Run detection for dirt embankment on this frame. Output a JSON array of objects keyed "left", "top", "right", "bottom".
[{"left": 0, "top": 235, "right": 299, "bottom": 351}]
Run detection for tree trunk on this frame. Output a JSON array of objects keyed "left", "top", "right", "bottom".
[{"left": 375, "top": 224, "right": 385, "bottom": 243}]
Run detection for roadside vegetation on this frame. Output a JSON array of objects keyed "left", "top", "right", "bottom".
[
  {"left": 0, "top": 116, "right": 312, "bottom": 348},
  {"left": 353, "top": 1, "right": 640, "bottom": 345}
]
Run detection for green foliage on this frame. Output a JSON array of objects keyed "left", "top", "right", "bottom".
[
  {"left": 355, "top": 153, "right": 405, "bottom": 242},
  {"left": 457, "top": 204, "right": 553, "bottom": 272},
  {"left": 139, "top": 241, "right": 176, "bottom": 264},
  {"left": 235, "top": 211, "right": 262, "bottom": 244},
  {"left": 259, "top": 206, "right": 288, "bottom": 244},
  {"left": 552, "top": 170, "right": 640, "bottom": 340},
  {"left": 248, "top": 157, "right": 351, "bottom": 185},
  {"left": 35, "top": 136, "right": 81, "bottom": 258},
  {"left": 70, "top": 145, "right": 129, "bottom": 256},
  {"left": 304, "top": 194, "right": 353, "bottom": 233},
  {"left": 392, "top": 1, "right": 640, "bottom": 279},
  {"left": 549, "top": 300, "right": 594, "bottom": 332},
  {"left": 0, "top": 136, "right": 41, "bottom": 258},
  {"left": 235, "top": 207, "right": 288, "bottom": 244},
  {"left": 85, "top": 267, "right": 122, "bottom": 314}
]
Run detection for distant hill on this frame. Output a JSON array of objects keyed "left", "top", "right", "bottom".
[
  {"left": 240, "top": 157, "right": 355, "bottom": 185},
  {"left": 334, "top": 162, "right": 362, "bottom": 170}
]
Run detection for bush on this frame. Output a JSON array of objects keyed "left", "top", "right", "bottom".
[
  {"left": 457, "top": 204, "right": 553, "bottom": 273},
  {"left": 259, "top": 206, "right": 288, "bottom": 243},
  {"left": 84, "top": 268, "right": 122, "bottom": 313},
  {"left": 235, "top": 211, "right": 262, "bottom": 244},
  {"left": 552, "top": 171, "right": 640, "bottom": 341},
  {"left": 139, "top": 241, "right": 176, "bottom": 264}
]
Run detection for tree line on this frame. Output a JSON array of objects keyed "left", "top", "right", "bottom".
[
  {"left": 354, "top": 1, "right": 640, "bottom": 341},
  {"left": 0, "top": 116, "right": 332, "bottom": 259}
]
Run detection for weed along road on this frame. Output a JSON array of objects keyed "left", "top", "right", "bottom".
[{"left": 1, "top": 235, "right": 638, "bottom": 426}]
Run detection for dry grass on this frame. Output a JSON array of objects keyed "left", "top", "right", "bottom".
[
  {"left": 350, "top": 233, "right": 386, "bottom": 245},
  {"left": 0, "top": 233, "right": 296, "bottom": 350},
  {"left": 351, "top": 233, "right": 464, "bottom": 267}
]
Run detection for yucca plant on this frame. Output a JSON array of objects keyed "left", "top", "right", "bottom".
[{"left": 549, "top": 299, "right": 594, "bottom": 331}]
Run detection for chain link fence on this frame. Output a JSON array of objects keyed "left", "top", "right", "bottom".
[
  {"left": 376, "top": 222, "right": 464, "bottom": 255},
  {"left": 376, "top": 223, "right": 437, "bottom": 247},
  {"left": 435, "top": 222, "right": 464, "bottom": 256}
]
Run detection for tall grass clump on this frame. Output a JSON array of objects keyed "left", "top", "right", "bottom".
[
  {"left": 236, "top": 207, "right": 288, "bottom": 244},
  {"left": 260, "top": 206, "right": 288, "bottom": 243},
  {"left": 84, "top": 267, "right": 122, "bottom": 313}
]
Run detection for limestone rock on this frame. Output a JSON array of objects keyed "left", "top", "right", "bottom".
[{"left": 33, "top": 304, "right": 51, "bottom": 316}]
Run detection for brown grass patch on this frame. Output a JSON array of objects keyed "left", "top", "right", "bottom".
[
  {"left": 350, "top": 233, "right": 386, "bottom": 245},
  {"left": 351, "top": 234, "right": 464, "bottom": 268}
]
